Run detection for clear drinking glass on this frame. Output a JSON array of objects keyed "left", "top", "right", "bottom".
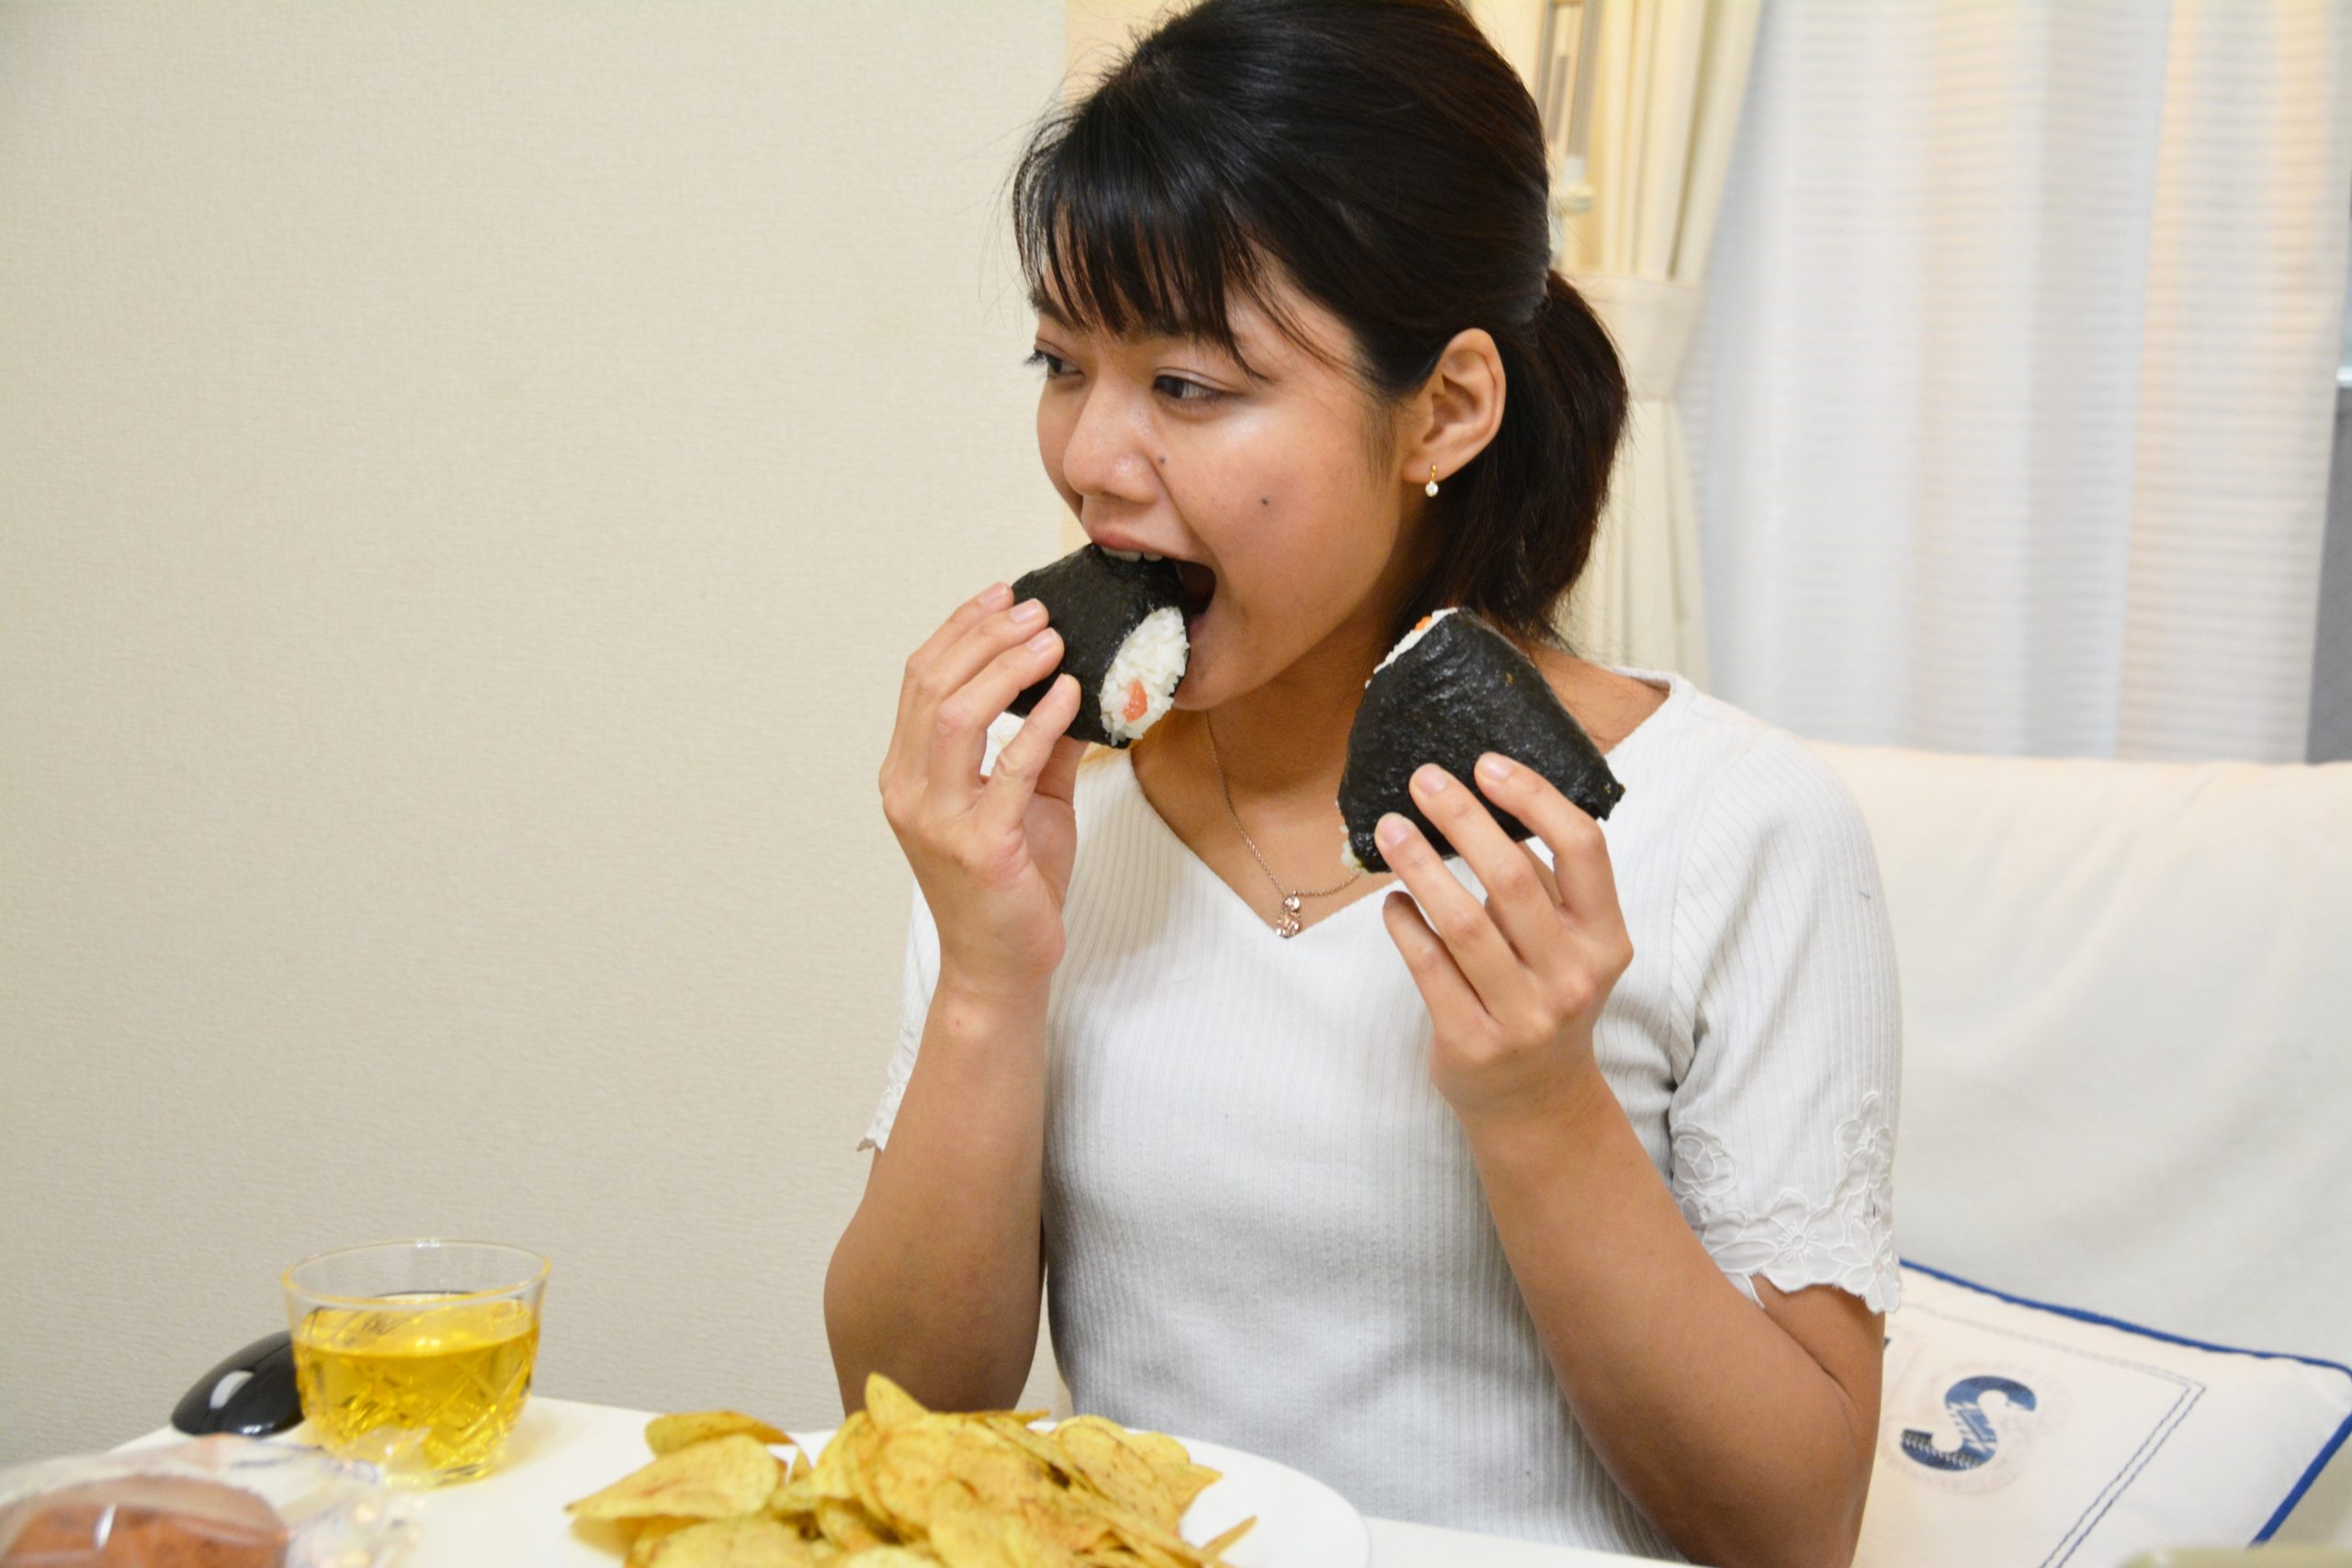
[{"left": 282, "top": 1239, "right": 549, "bottom": 1487}]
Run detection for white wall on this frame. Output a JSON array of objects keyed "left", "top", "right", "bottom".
[{"left": 0, "top": 1, "right": 1069, "bottom": 1463}]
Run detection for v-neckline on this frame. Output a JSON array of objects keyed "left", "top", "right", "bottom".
[
  {"left": 1114, "top": 745, "right": 1399, "bottom": 943},
  {"left": 1107, "top": 663, "right": 1687, "bottom": 943}
]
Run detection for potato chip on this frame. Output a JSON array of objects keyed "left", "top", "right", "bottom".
[
  {"left": 1049, "top": 1421, "right": 1170, "bottom": 1527},
  {"left": 643, "top": 1515, "right": 821, "bottom": 1568},
  {"left": 933, "top": 1427, "right": 1063, "bottom": 1517},
  {"left": 766, "top": 1472, "right": 822, "bottom": 1522},
  {"left": 624, "top": 1517, "right": 696, "bottom": 1568},
  {"left": 814, "top": 1495, "right": 889, "bottom": 1553},
  {"left": 569, "top": 1434, "right": 786, "bottom": 1520},
  {"left": 863, "top": 1373, "right": 930, "bottom": 1432},
  {"left": 812, "top": 1412, "right": 878, "bottom": 1503},
  {"left": 647, "top": 1411, "right": 795, "bottom": 1455}
]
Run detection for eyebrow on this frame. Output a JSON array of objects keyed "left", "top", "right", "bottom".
[
  {"left": 1029, "top": 288, "right": 1273, "bottom": 383},
  {"left": 1030, "top": 292, "right": 1243, "bottom": 352}
]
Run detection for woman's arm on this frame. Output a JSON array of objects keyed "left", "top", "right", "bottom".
[
  {"left": 822, "top": 977, "right": 1051, "bottom": 1415},
  {"left": 827, "top": 580, "right": 1090, "bottom": 1415},
  {"left": 1466, "top": 1066, "right": 1879, "bottom": 1568},
  {"left": 1377, "top": 751, "right": 1881, "bottom": 1568}
]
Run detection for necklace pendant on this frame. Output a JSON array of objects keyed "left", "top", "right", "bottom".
[
  {"left": 1276, "top": 914, "right": 1302, "bottom": 938},
  {"left": 1282, "top": 893, "right": 1304, "bottom": 915}
]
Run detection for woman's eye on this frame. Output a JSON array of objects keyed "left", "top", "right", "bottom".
[
  {"left": 1154, "top": 375, "right": 1223, "bottom": 406},
  {"left": 1023, "top": 350, "right": 1222, "bottom": 407}
]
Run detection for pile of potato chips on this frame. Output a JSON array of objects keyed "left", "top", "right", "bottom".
[{"left": 566, "top": 1373, "right": 1256, "bottom": 1568}]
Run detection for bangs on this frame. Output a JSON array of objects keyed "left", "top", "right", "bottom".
[{"left": 1012, "top": 94, "right": 1323, "bottom": 384}]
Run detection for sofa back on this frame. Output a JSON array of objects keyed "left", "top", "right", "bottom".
[{"left": 1804, "top": 741, "right": 2352, "bottom": 1369}]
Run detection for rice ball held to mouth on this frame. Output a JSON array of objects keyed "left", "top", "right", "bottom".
[
  {"left": 1338, "top": 606, "right": 1626, "bottom": 874},
  {"left": 1003, "top": 544, "right": 1192, "bottom": 748}
]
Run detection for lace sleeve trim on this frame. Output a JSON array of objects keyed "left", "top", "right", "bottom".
[{"left": 1670, "top": 1090, "right": 1902, "bottom": 1314}]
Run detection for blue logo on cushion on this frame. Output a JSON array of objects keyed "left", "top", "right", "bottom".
[{"left": 1902, "top": 1375, "right": 2040, "bottom": 1472}]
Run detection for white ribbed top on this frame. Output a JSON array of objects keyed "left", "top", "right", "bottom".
[{"left": 860, "top": 664, "right": 1903, "bottom": 1556}]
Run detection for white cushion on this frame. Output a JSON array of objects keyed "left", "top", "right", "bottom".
[
  {"left": 1858, "top": 1262, "right": 2352, "bottom": 1568},
  {"left": 1801, "top": 742, "right": 2352, "bottom": 1371}
]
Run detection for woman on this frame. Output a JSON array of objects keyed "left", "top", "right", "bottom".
[{"left": 825, "top": 2, "right": 1901, "bottom": 1562}]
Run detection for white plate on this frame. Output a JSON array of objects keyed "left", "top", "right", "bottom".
[
  {"left": 550, "top": 1423, "right": 1370, "bottom": 1568},
  {"left": 774, "top": 1425, "right": 1371, "bottom": 1568},
  {"left": 113, "top": 1401, "right": 1368, "bottom": 1568}
]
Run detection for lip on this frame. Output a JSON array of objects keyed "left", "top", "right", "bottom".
[{"left": 1086, "top": 532, "right": 1190, "bottom": 566}]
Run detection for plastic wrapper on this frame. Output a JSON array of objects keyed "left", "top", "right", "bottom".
[{"left": 0, "top": 1435, "right": 412, "bottom": 1568}]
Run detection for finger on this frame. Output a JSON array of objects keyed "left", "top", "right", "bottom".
[
  {"left": 887, "top": 581, "right": 1012, "bottom": 781},
  {"left": 890, "top": 596, "right": 1051, "bottom": 795},
  {"left": 1374, "top": 808, "right": 1534, "bottom": 1021},
  {"left": 1409, "top": 761, "right": 1570, "bottom": 970},
  {"left": 1381, "top": 889, "right": 1492, "bottom": 1039},
  {"left": 969, "top": 673, "right": 1081, "bottom": 838},
  {"left": 1471, "top": 752, "right": 1625, "bottom": 932},
  {"left": 926, "top": 624, "right": 1064, "bottom": 801},
  {"left": 1521, "top": 843, "right": 1563, "bottom": 905}
]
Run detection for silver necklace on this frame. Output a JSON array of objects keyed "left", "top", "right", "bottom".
[{"left": 1204, "top": 712, "right": 1363, "bottom": 938}]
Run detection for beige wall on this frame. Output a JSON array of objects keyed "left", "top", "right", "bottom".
[{"left": 0, "top": 1, "right": 1069, "bottom": 1463}]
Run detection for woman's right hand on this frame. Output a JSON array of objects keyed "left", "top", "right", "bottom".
[{"left": 879, "top": 581, "right": 1089, "bottom": 1003}]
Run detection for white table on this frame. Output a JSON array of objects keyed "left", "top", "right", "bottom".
[{"left": 129, "top": 1396, "right": 1673, "bottom": 1567}]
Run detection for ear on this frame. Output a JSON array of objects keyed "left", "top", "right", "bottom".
[{"left": 1405, "top": 327, "right": 1506, "bottom": 489}]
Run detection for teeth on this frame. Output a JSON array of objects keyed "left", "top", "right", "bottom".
[
  {"left": 1102, "top": 547, "right": 1142, "bottom": 561},
  {"left": 1143, "top": 552, "right": 1163, "bottom": 561}
]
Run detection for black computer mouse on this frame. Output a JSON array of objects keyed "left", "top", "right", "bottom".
[{"left": 172, "top": 1330, "right": 304, "bottom": 1437}]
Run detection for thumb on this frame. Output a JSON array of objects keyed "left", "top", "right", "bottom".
[{"left": 1035, "top": 735, "right": 1090, "bottom": 805}]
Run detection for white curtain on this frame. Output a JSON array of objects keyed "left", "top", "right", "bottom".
[
  {"left": 1550, "top": 0, "right": 1762, "bottom": 687},
  {"left": 1680, "top": 0, "right": 2352, "bottom": 761}
]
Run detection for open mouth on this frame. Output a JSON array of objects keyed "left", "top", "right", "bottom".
[
  {"left": 1095, "top": 544, "right": 1218, "bottom": 626},
  {"left": 1174, "top": 560, "right": 1217, "bottom": 620}
]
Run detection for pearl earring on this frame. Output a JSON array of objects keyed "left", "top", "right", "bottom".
[{"left": 1424, "top": 463, "right": 1440, "bottom": 497}]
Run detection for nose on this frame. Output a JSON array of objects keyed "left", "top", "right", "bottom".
[{"left": 1056, "top": 379, "right": 1158, "bottom": 506}]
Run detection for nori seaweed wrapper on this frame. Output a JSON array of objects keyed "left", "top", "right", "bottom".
[
  {"left": 1003, "top": 544, "right": 1190, "bottom": 748},
  {"left": 1339, "top": 608, "right": 1625, "bottom": 873}
]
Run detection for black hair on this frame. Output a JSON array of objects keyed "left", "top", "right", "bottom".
[{"left": 1008, "top": 0, "right": 1629, "bottom": 656}]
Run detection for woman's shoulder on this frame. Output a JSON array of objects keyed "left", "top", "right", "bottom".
[{"left": 1574, "top": 665, "right": 1878, "bottom": 871}]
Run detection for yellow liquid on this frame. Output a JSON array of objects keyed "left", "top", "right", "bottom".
[{"left": 292, "top": 1295, "right": 538, "bottom": 1484}]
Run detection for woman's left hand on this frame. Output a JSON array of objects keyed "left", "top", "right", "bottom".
[{"left": 1377, "top": 752, "right": 1635, "bottom": 1131}]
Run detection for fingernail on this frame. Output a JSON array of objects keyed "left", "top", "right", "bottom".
[
  {"left": 980, "top": 581, "right": 1011, "bottom": 605},
  {"left": 1476, "top": 753, "right": 1510, "bottom": 784},
  {"left": 1012, "top": 598, "right": 1046, "bottom": 626},
  {"left": 1376, "top": 813, "right": 1410, "bottom": 849},
  {"left": 1414, "top": 763, "right": 1450, "bottom": 794},
  {"left": 1028, "top": 627, "right": 1058, "bottom": 652}
]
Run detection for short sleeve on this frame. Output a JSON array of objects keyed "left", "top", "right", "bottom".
[
  {"left": 856, "top": 714, "right": 1021, "bottom": 1154},
  {"left": 1666, "top": 732, "right": 1903, "bottom": 1314},
  {"left": 857, "top": 875, "right": 938, "bottom": 1153}
]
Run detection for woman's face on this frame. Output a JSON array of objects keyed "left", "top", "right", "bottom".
[{"left": 1029, "top": 265, "right": 1419, "bottom": 711}]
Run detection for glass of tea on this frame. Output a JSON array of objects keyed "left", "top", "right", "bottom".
[{"left": 282, "top": 1239, "right": 549, "bottom": 1487}]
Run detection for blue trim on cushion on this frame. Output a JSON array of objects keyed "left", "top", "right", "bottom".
[
  {"left": 1901, "top": 1259, "right": 2352, "bottom": 1543},
  {"left": 2264, "top": 1408, "right": 2352, "bottom": 1541}
]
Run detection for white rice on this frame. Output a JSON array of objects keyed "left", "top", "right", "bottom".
[
  {"left": 1097, "top": 606, "right": 1188, "bottom": 744},
  {"left": 1370, "top": 604, "right": 1461, "bottom": 679}
]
